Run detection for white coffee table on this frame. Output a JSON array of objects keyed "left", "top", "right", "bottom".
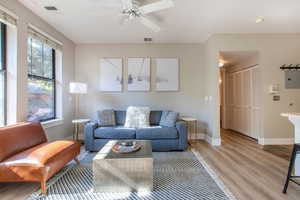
[{"left": 93, "top": 140, "right": 153, "bottom": 193}]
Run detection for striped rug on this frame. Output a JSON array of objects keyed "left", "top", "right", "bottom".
[{"left": 27, "top": 150, "right": 236, "bottom": 200}]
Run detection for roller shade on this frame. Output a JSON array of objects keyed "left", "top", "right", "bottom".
[
  {"left": 28, "top": 27, "right": 63, "bottom": 51},
  {"left": 0, "top": 9, "right": 17, "bottom": 26}
]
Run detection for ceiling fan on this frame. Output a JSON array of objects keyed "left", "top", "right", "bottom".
[
  {"left": 120, "top": 0, "right": 174, "bottom": 32},
  {"left": 96, "top": 0, "right": 175, "bottom": 32}
]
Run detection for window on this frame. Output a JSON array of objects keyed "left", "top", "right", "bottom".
[
  {"left": 0, "top": 23, "right": 6, "bottom": 127},
  {"left": 27, "top": 37, "right": 56, "bottom": 122}
]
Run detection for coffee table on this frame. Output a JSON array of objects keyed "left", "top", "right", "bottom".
[{"left": 93, "top": 140, "right": 153, "bottom": 193}]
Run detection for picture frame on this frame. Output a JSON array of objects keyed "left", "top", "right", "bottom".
[
  {"left": 155, "top": 58, "right": 179, "bottom": 91},
  {"left": 127, "top": 57, "right": 151, "bottom": 92},
  {"left": 99, "top": 58, "right": 123, "bottom": 92}
]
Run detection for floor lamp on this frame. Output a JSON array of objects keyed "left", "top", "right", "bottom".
[{"left": 69, "top": 82, "right": 88, "bottom": 142}]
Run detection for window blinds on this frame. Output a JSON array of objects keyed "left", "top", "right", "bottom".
[
  {"left": 28, "top": 27, "right": 63, "bottom": 51},
  {"left": 0, "top": 9, "right": 17, "bottom": 26}
]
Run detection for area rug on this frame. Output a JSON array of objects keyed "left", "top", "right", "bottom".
[{"left": 27, "top": 150, "right": 236, "bottom": 200}]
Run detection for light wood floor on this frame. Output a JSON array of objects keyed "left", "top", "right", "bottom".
[
  {"left": 1, "top": 129, "right": 300, "bottom": 200},
  {"left": 191, "top": 129, "right": 300, "bottom": 200}
]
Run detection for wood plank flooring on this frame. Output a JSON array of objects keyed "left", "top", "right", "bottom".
[
  {"left": 191, "top": 129, "right": 300, "bottom": 200},
  {"left": 263, "top": 144, "right": 293, "bottom": 161},
  {"left": 1, "top": 129, "right": 300, "bottom": 200}
]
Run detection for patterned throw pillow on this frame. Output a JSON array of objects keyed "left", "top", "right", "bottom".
[
  {"left": 124, "top": 106, "right": 150, "bottom": 128},
  {"left": 159, "top": 111, "right": 179, "bottom": 127},
  {"left": 97, "top": 109, "right": 116, "bottom": 126}
]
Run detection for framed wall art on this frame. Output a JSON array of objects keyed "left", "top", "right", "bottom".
[
  {"left": 99, "top": 58, "right": 123, "bottom": 92},
  {"left": 155, "top": 58, "right": 179, "bottom": 91},
  {"left": 127, "top": 57, "right": 151, "bottom": 91}
]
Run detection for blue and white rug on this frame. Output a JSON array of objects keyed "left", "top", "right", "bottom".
[{"left": 28, "top": 150, "right": 236, "bottom": 200}]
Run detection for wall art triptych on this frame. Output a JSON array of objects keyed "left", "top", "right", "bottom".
[{"left": 99, "top": 57, "right": 179, "bottom": 92}]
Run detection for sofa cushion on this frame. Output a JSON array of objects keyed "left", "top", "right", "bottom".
[
  {"left": 0, "top": 122, "right": 47, "bottom": 162},
  {"left": 124, "top": 106, "right": 150, "bottom": 128},
  {"left": 94, "top": 126, "right": 136, "bottom": 139},
  {"left": 0, "top": 140, "right": 80, "bottom": 181},
  {"left": 97, "top": 109, "right": 116, "bottom": 126},
  {"left": 159, "top": 111, "right": 179, "bottom": 127},
  {"left": 136, "top": 126, "right": 178, "bottom": 140},
  {"left": 115, "top": 110, "right": 163, "bottom": 126},
  {"left": 150, "top": 111, "right": 162, "bottom": 125},
  {"left": 115, "top": 111, "right": 126, "bottom": 125}
]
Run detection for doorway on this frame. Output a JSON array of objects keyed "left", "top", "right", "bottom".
[{"left": 219, "top": 51, "right": 261, "bottom": 141}]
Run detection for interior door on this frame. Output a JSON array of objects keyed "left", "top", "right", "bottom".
[
  {"left": 225, "top": 66, "right": 260, "bottom": 140},
  {"left": 251, "top": 67, "right": 261, "bottom": 139}
]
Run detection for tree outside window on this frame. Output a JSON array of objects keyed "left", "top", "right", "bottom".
[{"left": 27, "top": 37, "right": 56, "bottom": 122}]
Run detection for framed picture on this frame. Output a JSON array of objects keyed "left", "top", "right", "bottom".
[
  {"left": 99, "top": 58, "right": 123, "bottom": 92},
  {"left": 155, "top": 58, "right": 179, "bottom": 91},
  {"left": 127, "top": 58, "right": 151, "bottom": 91}
]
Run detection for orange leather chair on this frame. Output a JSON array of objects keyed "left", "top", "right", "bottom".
[{"left": 0, "top": 122, "right": 81, "bottom": 194}]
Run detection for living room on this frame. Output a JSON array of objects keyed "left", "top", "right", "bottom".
[{"left": 1, "top": 0, "right": 300, "bottom": 200}]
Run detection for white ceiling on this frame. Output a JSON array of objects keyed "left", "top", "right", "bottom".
[{"left": 19, "top": 0, "right": 300, "bottom": 44}]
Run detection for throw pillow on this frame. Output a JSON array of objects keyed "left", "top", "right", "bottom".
[
  {"left": 124, "top": 106, "right": 150, "bottom": 128},
  {"left": 97, "top": 109, "right": 116, "bottom": 126},
  {"left": 159, "top": 111, "right": 179, "bottom": 127}
]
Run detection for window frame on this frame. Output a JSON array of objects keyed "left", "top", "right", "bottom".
[
  {"left": 27, "top": 38, "right": 56, "bottom": 122},
  {"left": 0, "top": 23, "right": 7, "bottom": 125}
]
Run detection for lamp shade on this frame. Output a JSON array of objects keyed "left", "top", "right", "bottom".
[{"left": 69, "top": 82, "right": 87, "bottom": 94}]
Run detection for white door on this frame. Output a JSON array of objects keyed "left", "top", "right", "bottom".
[
  {"left": 225, "top": 66, "right": 260, "bottom": 139},
  {"left": 250, "top": 67, "right": 261, "bottom": 139}
]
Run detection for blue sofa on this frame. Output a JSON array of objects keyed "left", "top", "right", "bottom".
[{"left": 84, "top": 110, "right": 188, "bottom": 152}]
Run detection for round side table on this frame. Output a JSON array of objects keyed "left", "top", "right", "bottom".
[
  {"left": 72, "top": 119, "right": 90, "bottom": 142},
  {"left": 180, "top": 117, "right": 197, "bottom": 143}
]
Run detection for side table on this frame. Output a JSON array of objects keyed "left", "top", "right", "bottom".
[
  {"left": 180, "top": 117, "right": 197, "bottom": 143},
  {"left": 72, "top": 119, "right": 90, "bottom": 143}
]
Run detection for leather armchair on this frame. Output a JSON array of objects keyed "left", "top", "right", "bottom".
[{"left": 0, "top": 122, "right": 81, "bottom": 194}]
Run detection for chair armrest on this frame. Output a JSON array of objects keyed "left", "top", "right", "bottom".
[
  {"left": 176, "top": 121, "right": 188, "bottom": 150},
  {"left": 84, "top": 121, "right": 98, "bottom": 151}
]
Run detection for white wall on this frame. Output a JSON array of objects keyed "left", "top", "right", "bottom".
[
  {"left": 204, "top": 34, "right": 300, "bottom": 143},
  {"left": 0, "top": 0, "right": 76, "bottom": 140},
  {"left": 75, "top": 44, "right": 208, "bottom": 135}
]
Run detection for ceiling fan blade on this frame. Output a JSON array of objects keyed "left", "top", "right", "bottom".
[
  {"left": 140, "top": 17, "right": 161, "bottom": 32},
  {"left": 139, "top": 0, "right": 174, "bottom": 15},
  {"left": 121, "top": 0, "right": 133, "bottom": 10}
]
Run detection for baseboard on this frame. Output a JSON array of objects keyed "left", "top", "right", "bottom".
[
  {"left": 194, "top": 133, "right": 206, "bottom": 140},
  {"left": 205, "top": 135, "right": 221, "bottom": 146},
  {"left": 65, "top": 135, "right": 73, "bottom": 140},
  {"left": 258, "top": 138, "right": 294, "bottom": 145}
]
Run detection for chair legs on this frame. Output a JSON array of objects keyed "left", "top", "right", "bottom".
[
  {"left": 39, "top": 158, "right": 79, "bottom": 195},
  {"left": 283, "top": 145, "right": 298, "bottom": 194},
  {"left": 41, "top": 180, "right": 47, "bottom": 194}
]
